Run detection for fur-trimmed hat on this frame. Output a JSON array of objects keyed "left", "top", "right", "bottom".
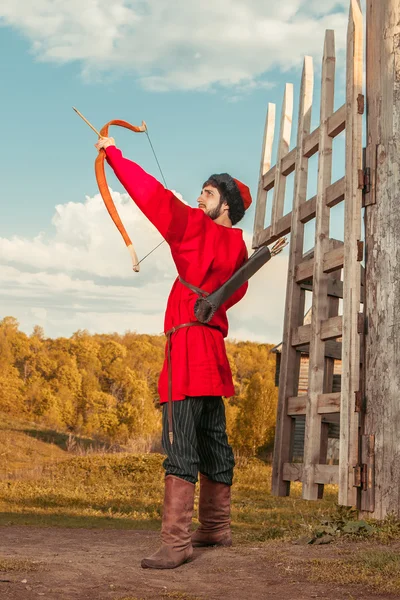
[{"left": 207, "top": 173, "right": 252, "bottom": 211}]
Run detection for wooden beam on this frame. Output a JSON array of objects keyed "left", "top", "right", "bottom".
[
  {"left": 295, "top": 246, "right": 344, "bottom": 283},
  {"left": 281, "top": 148, "right": 297, "bottom": 176},
  {"left": 271, "top": 84, "right": 294, "bottom": 235},
  {"left": 292, "top": 316, "right": 343, "bottom": 347},
  {"left": 324, "top": 245, "right": 345, "bottom": 273},
  {"left": 272, "top": 57, "right": 314, "bottom": 497},
  {"left": 326, "top": 177, "right": 345, "bottom": 208},
  {"left": 252, "top": 103, "right": 276, "bottom": 246},
  {"left": 303, "top": 104, "right": 346, "bottom": 158},
  {"left": 363, "top": 0, "right": 400, "bottom": 518},
  {"left": 339, "top": 0, "right": 363, "bottom": 509},
  {"left": 287, "top": 396, "right": 307, "bottom": 415},
  {"left": 283, "top": 463, "right": 339, "bottom": 485},
  {"left": 287, "top": 392, "right": 341, "bottom": 416},
  {"left": 328, "top": 104, "right": 347, "bottom": 139},
  {"left": 318, "top": 392, "right": 341, "bottom": 414},
  {"left": 291, "top": 324, "right": 312, "bottom": 347},
  {"left": 295, "top": 340, "right": 342, "bottom": 360},
  {"left": 303, "top": 30, "right": 336, "bottom": 500},
  {"left": 321, "top": 315, "right": 343, "bottom": 340},
  {"left": 262, "top": 167, "right": 277, "bottom": 193},
  {"left": 300, "top": 278, "right": 344, "bottom": 299}
]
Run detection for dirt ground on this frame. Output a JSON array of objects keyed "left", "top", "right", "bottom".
[{"left": 0, "top": 527, "right": 393, "bottom": 600}]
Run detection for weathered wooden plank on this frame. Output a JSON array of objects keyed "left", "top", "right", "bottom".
[
  {"left": 287, "top": 392, "right": 341, "bottom": 416},
  {"left": 262, "top": 166, "right": 277, "bottom": 192},
  {"left": 318, "top": 392, "right": 341, "bottom": 414},
  {"left": 292, "top": 324, "right": 312, "bottom": 347},
  {"left": 328, "top": 104, "right": 347, "bottom": 139},
  {"left": 303, "top": 104, "right": 346, "bottom": 158},
  {"left": 321, "top": 315, "right": 343, "bottom": 340},
  {"left": 283, "top": 462, "right": 304, "bottom": 482},
  {"left": 252, "top": 103, "right": 276, "bottom": 246},
  {"left": 281, "top": 147, "right": 297, "bottom": 176},
  {"left": 298, "top": 197, "right": 316, "bottom": 224},
  {"left": 295, "top": 260, "right": 314, "bottom": 283},
  {"left": 283, "top": 463, "right": 339, "bottom": 485},
  {"left": 292, "top": 315, "right": 342, "bottom": 347},
  {"left": 326, "top": 177, "right": 345, "bottom": 208},
  {"left": 303, "top": 30, "right": 336, "bottom": 500},
  {"left": 295, "top": 246, "right": 344, "bottom": 283},
  {"left": 318, "top": 271, "right": 341, "bottom": 502},
  {"left": 300, "top": 278, "right": 344, "bottom": 299},
  {"left": 324, "top": 245, "right": 344, "bottom": 273},
  {"left": 360, "top": 435, "right": 375, "bottom": 512},
  {"left": 363, "top": 0, "right": 400, "bottom": 519},
  {"left": 295, "top": 340, "right": 342, "bottom": 360},
  {"left": 315, "top": 464, "right": 339, "bottom": 485},
  {"left": 339, "top": 0, "right": 363, "bottom": 509},
  {"left": 271, "top": 84, "right": 294, "bottom": 235},
  {"left": 272, "top": 58, "right": 314, "bottom": 497},
  {"left": 287, "top": 396, "right": 307, "bottom": 415}
]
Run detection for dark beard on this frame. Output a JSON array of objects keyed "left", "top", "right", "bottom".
[{"left": 206, "top": 199, "right": 224, "bottom": 221}]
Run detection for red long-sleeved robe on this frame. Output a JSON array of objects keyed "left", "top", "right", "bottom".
[{"left": 105, "top": 146, "right": 248, "bottom": 403}]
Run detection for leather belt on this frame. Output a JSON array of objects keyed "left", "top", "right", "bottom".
[{"left": 165, "top": 321, "right": 220, "bottom": 444}]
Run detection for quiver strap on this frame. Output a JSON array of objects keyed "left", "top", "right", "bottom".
[{"left": 193, "top": 245, "right": 272, "bottom": 323}]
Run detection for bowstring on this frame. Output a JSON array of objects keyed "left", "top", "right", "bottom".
[{"left": 135, "top": 127, "right": 167, "bottom": 266}]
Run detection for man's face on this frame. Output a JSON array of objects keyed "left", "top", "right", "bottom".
[{"left": 197, "top": 185, "right": 226, "bottom": 221}]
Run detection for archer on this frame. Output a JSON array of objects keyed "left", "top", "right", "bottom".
[{"left": 95, "top": 134, "right": 251, "bottom": 570}]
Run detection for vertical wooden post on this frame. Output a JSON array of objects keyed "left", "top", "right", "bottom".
[
  {"left": 339, "top": 0, "right": 363, "bottom": 508},
  {"left": 253, "top": 104, "right": 276, "bottom": 245},
  {"left": 272, "top": 58, "right": 313, "bottom": 496},
  {"left": 364, "top": 0, "right": 400, "bottom": 518},
  {"left": 271, "top": 84, "right": 294, "bottom": 235},
  {"left": 303, "top": 31, "right": 335, "bottom": 500}
]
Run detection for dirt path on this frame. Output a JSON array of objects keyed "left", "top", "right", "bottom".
[{"left": 0, "top": 527, "right": 391, "bottom": 600}]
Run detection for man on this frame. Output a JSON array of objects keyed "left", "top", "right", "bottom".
[{"left": 95, "top": 136, "right": 251, "bottom": 569}]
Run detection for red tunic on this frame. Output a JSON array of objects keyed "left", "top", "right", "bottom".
[{"left": 105, "top": 146, "right": 248, "bottom": 403}]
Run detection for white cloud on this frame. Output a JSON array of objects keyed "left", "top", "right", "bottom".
[
  {"left": 0, "top": 189, "right": 172, "bottom": 282},
  {"left": 0, "top": 0, "right": 350, "bottom": 91},
  {"left": 0, "top": 190, "right": 287, "bottom": 342}
]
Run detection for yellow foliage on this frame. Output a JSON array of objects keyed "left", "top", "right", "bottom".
[{"left": 0, "top": 318, "right": 279, "bottom": 456}]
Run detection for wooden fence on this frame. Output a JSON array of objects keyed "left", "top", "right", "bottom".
[{"left": 252, "top": 0, "right": 370, "bottom": 508}]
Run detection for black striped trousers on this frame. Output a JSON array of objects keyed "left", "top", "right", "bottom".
[{"left": 162, "top": 396, "right": 235, "bottom": 486}]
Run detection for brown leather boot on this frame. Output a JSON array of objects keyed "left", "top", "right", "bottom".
[
  {"left": 191, "top": 473, "right": 232, "bottom": 547},
  {"left": 141, "top": 475, "right": 195, "bottom": 569}
]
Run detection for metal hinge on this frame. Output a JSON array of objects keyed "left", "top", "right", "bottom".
[
  {"left": 357, "top": 94, "right": 365, "bottom": 115},
  {"left": 357, "top": 240, "right": 364, "bottom": 262},
  {"left": 353, "top": 435, "right": 375, "bottom": 493},
  {"left": 354, "top": 463, "right": 371, "bottom": 492},
  {"left": 353, "top": 464, "right": 367, "bottom": 489},
  {"left": 355, "top": 390, "right": 364, "bottom": 412},
  {"left": 358, "top": 168, "right": 371, "bottom": 194}
]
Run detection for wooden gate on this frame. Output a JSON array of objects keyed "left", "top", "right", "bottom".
[{"left": 252, "top": 0, "right": 370, "bottom": 508}]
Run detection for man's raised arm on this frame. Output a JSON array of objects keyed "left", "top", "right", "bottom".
[{"left": 96, "top": 137, "right": 190, "bottom": 246}]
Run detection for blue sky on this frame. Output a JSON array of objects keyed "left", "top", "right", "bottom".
[{"left": 0, "top": 0, "right": 354, "bottom": 342}]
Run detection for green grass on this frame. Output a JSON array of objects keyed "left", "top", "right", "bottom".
[
  {"left": 310, "top": 549, "right": 400, "bottom": 594},
  {"left": 0, "top": 448, "right": 340, "bottom": 540},
  {"left": 0, "top": 415, "right": 343, "bottom": 539},
  {"left": 0, "top": 418, "right": 67, "bottom": 477},
  {"left": 1, "top": 414, "right": 400, "bottom": 556}
]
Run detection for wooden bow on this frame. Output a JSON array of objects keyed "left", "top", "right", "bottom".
[
  {"left": 95, "top": 119, "right": 147, "bottom": 272},
  {"left": 73, "top": 107, "right": 167, "bottom": 272}
]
